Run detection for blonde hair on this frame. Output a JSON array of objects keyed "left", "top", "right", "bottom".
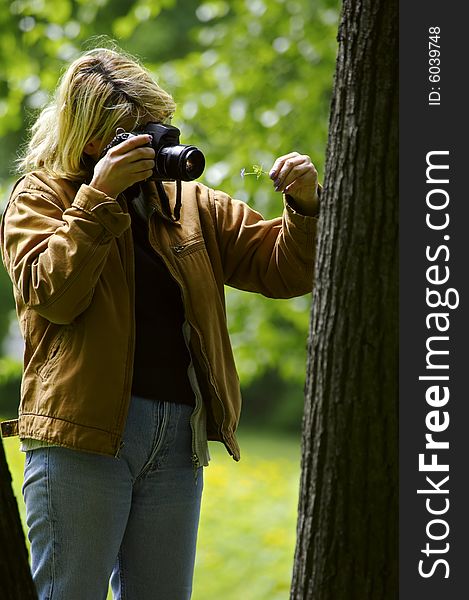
[{"left": 18, "top": 47, "right": 176, "bottom": 180}]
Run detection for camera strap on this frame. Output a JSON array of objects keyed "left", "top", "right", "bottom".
[{"left": 155, "top": 180, "right": 182, "bottom": 222}]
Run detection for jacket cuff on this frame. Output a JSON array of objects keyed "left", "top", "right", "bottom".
[
  {"left": 284, "top": 183, "right": 322, "bottom": 220},
  {"left": 71, "top": 184, "right": 131, "bottom": 238},
  {"left": 284, "top": 188, "right": 321, "bottom": 237}
]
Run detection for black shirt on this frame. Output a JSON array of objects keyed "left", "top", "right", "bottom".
[{"left": 128, "top": 199, "right": 195, "bottom": 406}]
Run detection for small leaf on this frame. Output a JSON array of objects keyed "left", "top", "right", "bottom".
[{"left": 240, "top": 164, "right": 269, "bottom": 179}]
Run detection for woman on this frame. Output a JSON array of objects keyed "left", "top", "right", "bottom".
[{"left": 0, "top": 47, "right": 320, "bottom": 599}]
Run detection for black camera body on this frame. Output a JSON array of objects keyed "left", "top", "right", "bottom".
[{"left": 103, "top": 122, "right": 205, "bottom": 182}]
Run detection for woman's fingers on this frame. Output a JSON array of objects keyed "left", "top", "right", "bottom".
[
  {"left": 109, "top": 134, "right": 153, "bottom": 155},
  {"left": 269, "top": 152, "right": 299, "bottom": 182},
  {"left": 270, "top": 153, "right": 317, "bottom": 193}
]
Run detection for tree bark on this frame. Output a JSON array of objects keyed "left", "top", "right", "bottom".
[
  {"left": 290, "top": 0, "right": 398, "bottom": 598},
  {"left": 0, "top": 439, "right": 37, "bottom": 599}
]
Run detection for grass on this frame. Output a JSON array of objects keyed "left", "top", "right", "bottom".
[{"left": 3, "top": 426, "right": 301, "bottom": 599}]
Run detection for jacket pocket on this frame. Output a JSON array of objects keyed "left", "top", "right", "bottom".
[
  {"left": 171, "top": 236, "right": 206, "bottom": 258},
  {"left": 36, "top": 325, "right": 72, "bottom": 382}
]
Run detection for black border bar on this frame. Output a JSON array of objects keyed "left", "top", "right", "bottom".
[{"left": 400, "top": 3, "right": 468, "bottom": 597}]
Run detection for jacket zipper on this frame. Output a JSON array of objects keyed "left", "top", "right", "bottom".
[
  {"left": 146, "top": 209, "right": 228, "bottom": 451},
  {"left": 172, "top": 240, "right": 205, "bottom": 257},
  {"left": 115, "top": 201, "right": 136, "bottom": 458}
]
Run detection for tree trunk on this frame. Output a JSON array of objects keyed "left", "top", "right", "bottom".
[
  {"left": 0, "top": 439, "right": 37, "bottom": 599},
  {"left": 290, "top": 0, "right": 398, "bottom": 598}
]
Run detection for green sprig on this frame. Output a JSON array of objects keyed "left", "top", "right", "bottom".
[{"left": 240, "top": 164, "right": 270, "bottom": 179}]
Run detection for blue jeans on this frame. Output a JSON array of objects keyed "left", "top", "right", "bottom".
[{"left": 22, "top": 396, "right": 204, "bottom": 600}]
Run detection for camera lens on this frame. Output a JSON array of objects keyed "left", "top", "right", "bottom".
[
  {"left": 184, "top": 148, "right": 205, "bottom": 179},
  {"left": 157, "top": 145, "right": 205, "bottom": 181}
]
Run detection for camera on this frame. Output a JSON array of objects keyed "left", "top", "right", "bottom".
[{"left": 103, "top": 122, "right": 205, "bottom": 181}]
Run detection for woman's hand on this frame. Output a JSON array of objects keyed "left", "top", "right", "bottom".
[
  {"left": 89, "top": 134, "right": 156, "bottom": 199},
  {"left": 269, "top": 152, "right": 320, "bottom": 216}
]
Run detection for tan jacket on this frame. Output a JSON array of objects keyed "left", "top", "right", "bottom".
[{"left": 0, "top": 171, "right": 318, "bottom": 460}]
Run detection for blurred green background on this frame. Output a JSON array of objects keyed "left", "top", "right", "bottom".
[{"left": 0, "top": 0, "right": 339, "bottom": 597}]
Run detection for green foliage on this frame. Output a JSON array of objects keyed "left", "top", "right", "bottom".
[
  {"left": 0, "top": 0, "right": 339, "bottom": 415},
  {"left": 0, "top": 357, "right": 22, "bottom": 416},
  {"left": 0, "top": 268, "right": 15, "bottom": 354},
  {"left": 241, "top": 368, "right": 305, "bottom": 433},
  {"left": 0, "top": 355, "right": 22, "bottom": 384},
  {"left": 240, "top": 164, "right": 270, "bottom": 179},
  {"left": 194, "top": 432, "right": 301, "bottom": 599}
]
